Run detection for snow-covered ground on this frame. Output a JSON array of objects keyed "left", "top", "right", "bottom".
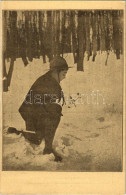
[{"left": 2, "top": 52, "right": 123, "bottom": 171}]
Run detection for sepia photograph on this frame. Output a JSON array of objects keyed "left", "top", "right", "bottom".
[{"left": 2, "top": 9, "right": 124, "bottom": 172}]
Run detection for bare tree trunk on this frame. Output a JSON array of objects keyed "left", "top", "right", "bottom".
[
  {"left": 77, "top": 11, "right": 84, "bottom": 71},
  {"left": 3, "top": 53, "right": 7, "bottom": 78},
  {"left": 55, "top": 11, "right": 60, "bottom": 56},
  {"left": 2, "top": 11, "right": 8, "bottom": 78},
  {"left": 6, "top": 11, "right": 17, "bottom": 89},
  {"left": 120, "top": 10, "right": 123, "bottom": 54},
  {"left": 3, "top": 53, "right": 8, "bottom": 92},
  {"left": 61, "top": 11, "right": 66, "bottom": 57},
  {"left": 85, "top": 12, "right": 91, "bottom": 60},
  {"left": 46, "top": 11, "right": 53, "bottom": 61},
  {"left": 26, "top": 12, "right": 33, "bottom": 62},
  {"left": 92, "top": 12, "right": 98, "bottom": 61},
  {"left": 70, "top": 11, "right": 78, "bottom": 63},
  {"left": 7, "top": 58, "right": 15, "bottom": 87},
  {"left": 39, "top": 11, "right": 46, "bottom": 63},
  {"left": 100, "top": 11, "right": 106, "bottom": 52},
  {"left": 112, "top": 10, "right": 122, "bottom": 59},
  {"left": 67, "top": 11, "right": 72, "bottom": 53},
  {"left": 104, "top": 11, "right": 111, "bottom": 65}
]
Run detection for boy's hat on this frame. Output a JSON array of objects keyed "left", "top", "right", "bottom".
[{"left": 50, "top": 56, "right": 72, "bottom": 71}]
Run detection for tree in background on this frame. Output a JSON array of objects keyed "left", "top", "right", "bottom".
[{"left": 2, "top": 10, "right": 123, "bottom": 91}]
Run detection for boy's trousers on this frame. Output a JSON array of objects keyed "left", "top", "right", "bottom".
[{"left": 23, "top": 114, "right": 61, "bottom": 153}]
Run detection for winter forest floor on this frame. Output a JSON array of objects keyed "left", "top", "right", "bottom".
[{"left": 2, "top": 52, "right": 123, "bottom": 171}]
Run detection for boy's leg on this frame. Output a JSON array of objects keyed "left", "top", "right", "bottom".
[
  {"left": 43, "top": 116, "right": 62, "bottom": 161},
  {"left": 23, "top": 115, "right": 45, "bottom": 145},
  {"left": 43, "top": 116, "right": 60, "bottom": 154}
]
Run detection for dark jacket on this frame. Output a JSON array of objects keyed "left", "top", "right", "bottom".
[{"left": 19, "top": 71, "right": 63, "bottom": 122}]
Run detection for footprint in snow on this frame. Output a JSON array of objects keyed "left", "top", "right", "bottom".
[
  {"left": 96, "top": 117, "right": 105, "bottom": 122},
  {"left": 85, "top": 133, "right": 100, "bottom": 138}
]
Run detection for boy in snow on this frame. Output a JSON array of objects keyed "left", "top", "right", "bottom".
[{"left": 19, "top": 56, "right": 69, "bottom": 161}]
